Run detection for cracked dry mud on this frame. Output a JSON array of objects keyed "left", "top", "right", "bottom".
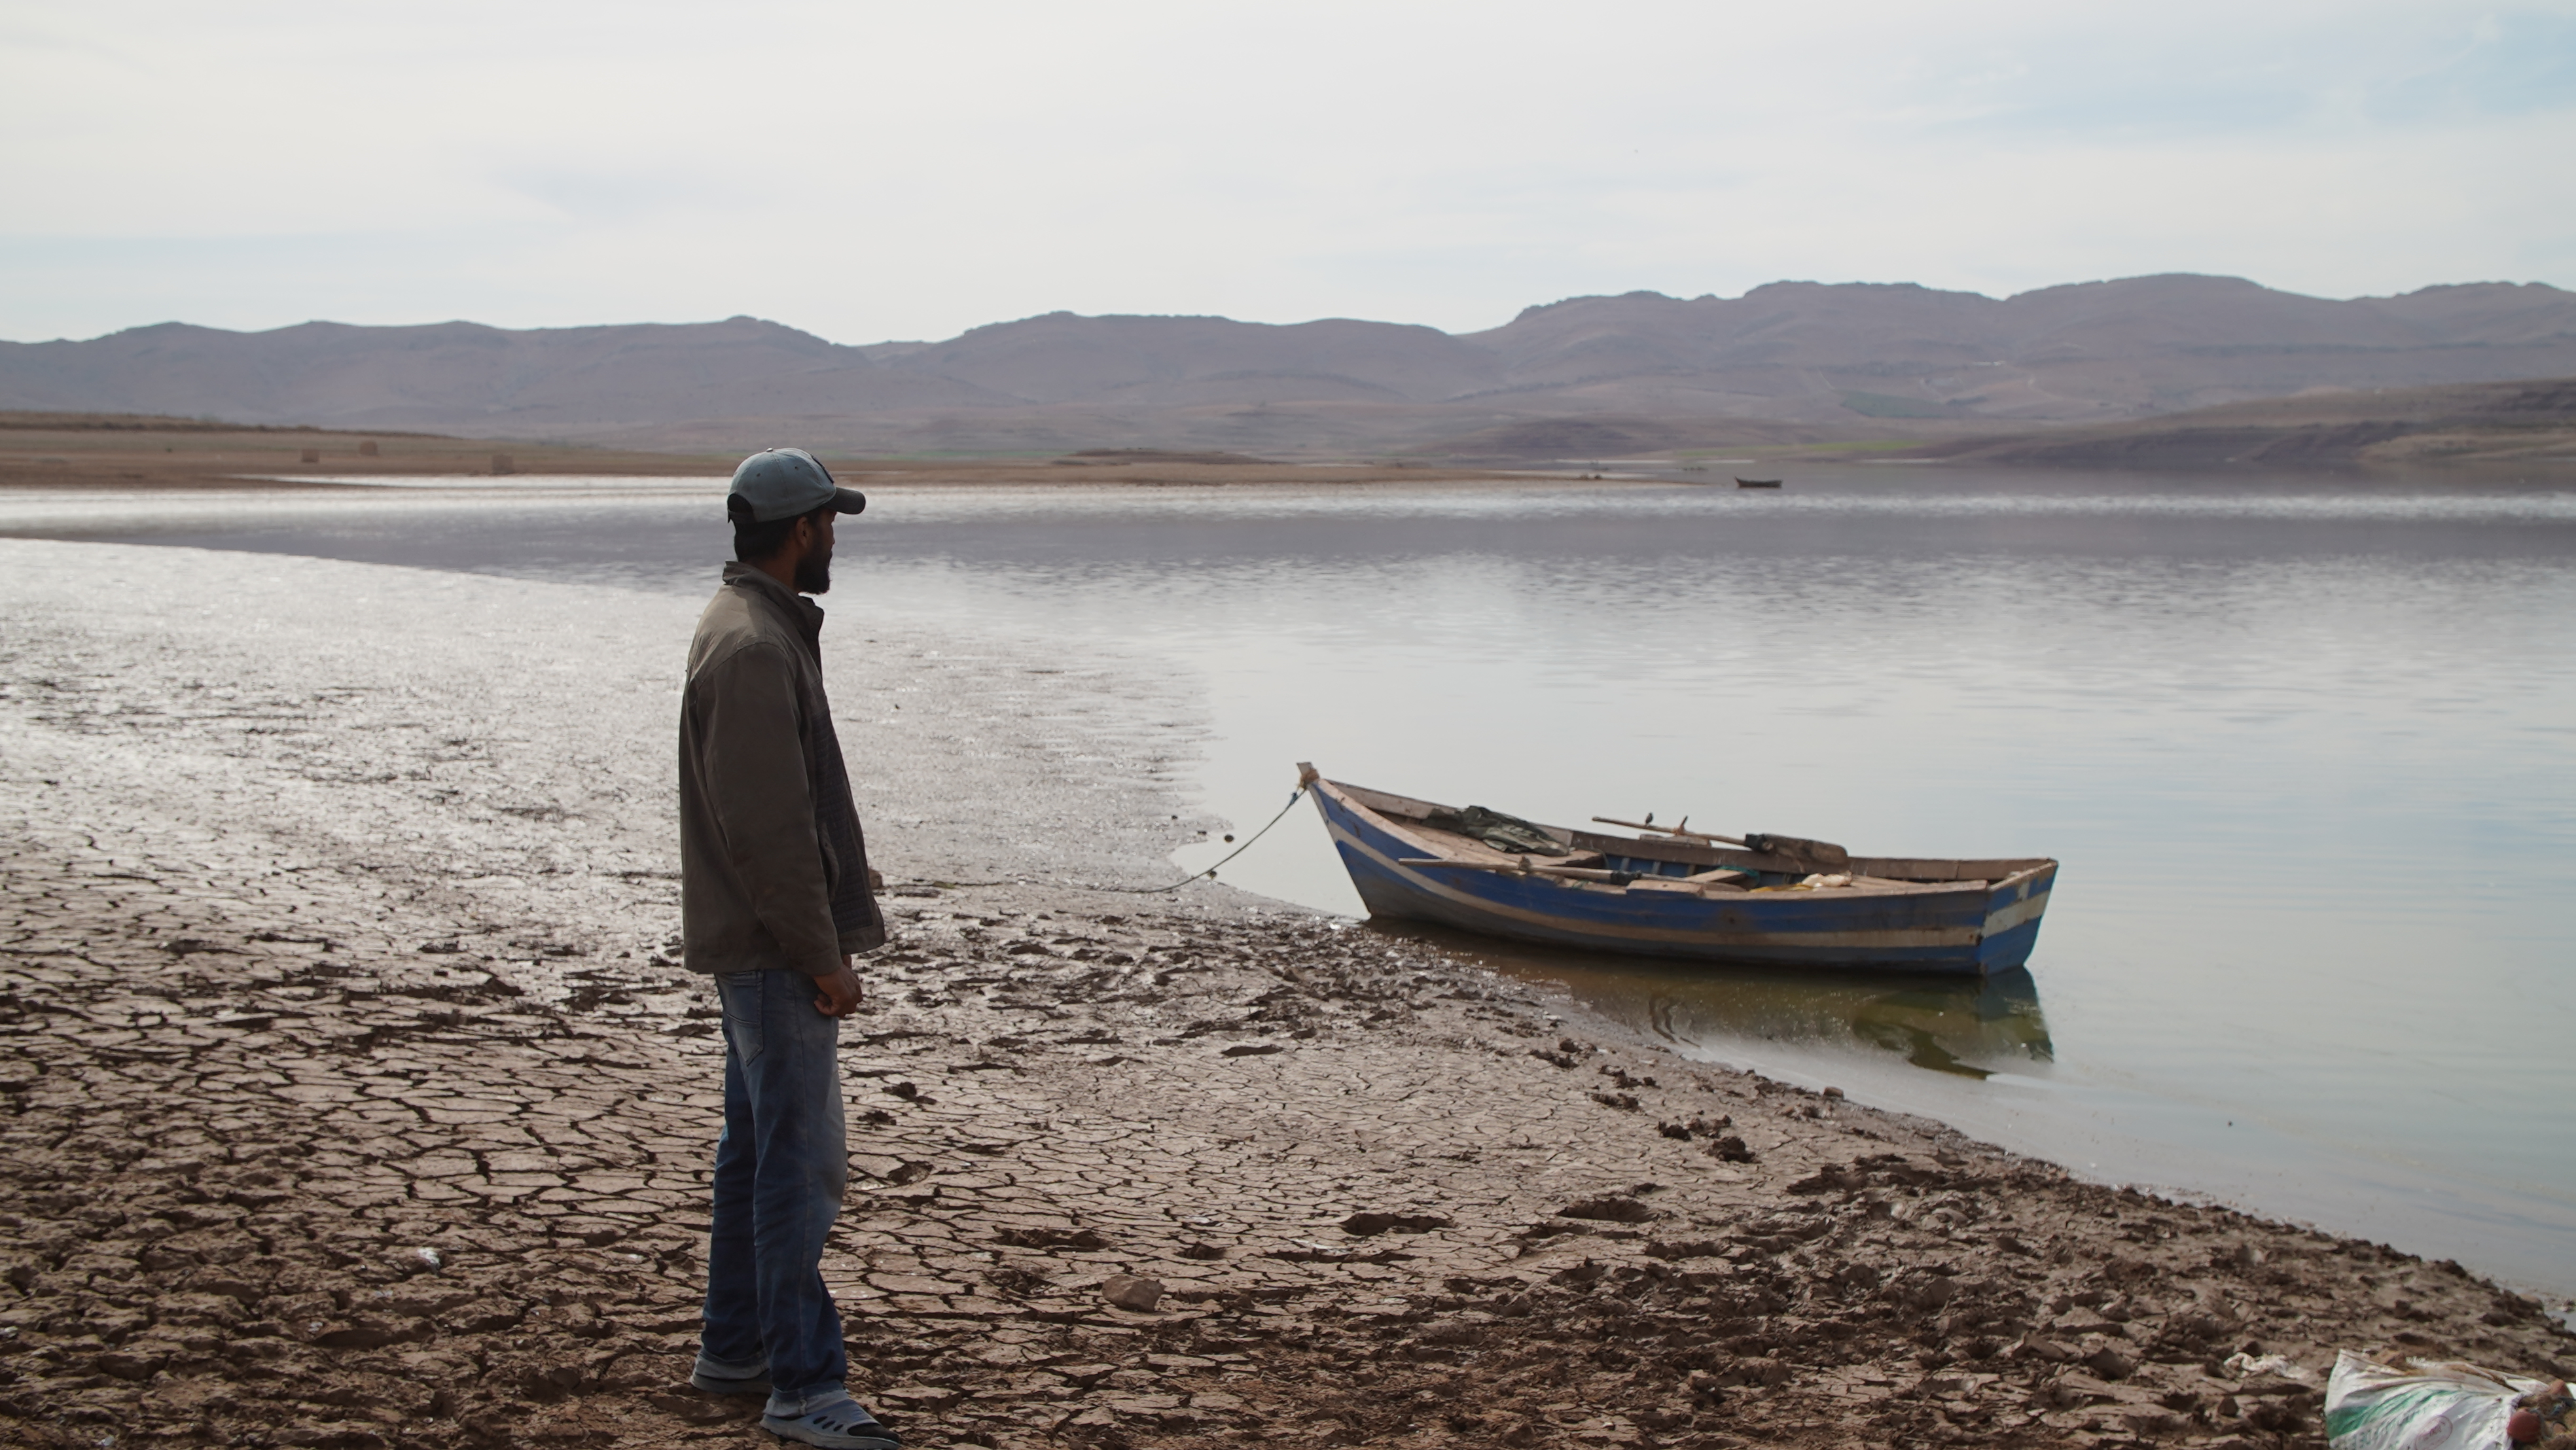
[{"left": 3, "top": 540, "right": 2571, "bottom": 1450}]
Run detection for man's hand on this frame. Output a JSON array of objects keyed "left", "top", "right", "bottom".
[{"left": 812, "top": 959, "right": 863, "bottom": 1018}]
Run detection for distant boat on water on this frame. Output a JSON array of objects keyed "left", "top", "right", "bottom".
[
  {"left": 1736, "top": 476, "right": 1783, "bottom": 489},
  {"left": 1300, "top": 768, "right": 2056, "bottom": 976}
]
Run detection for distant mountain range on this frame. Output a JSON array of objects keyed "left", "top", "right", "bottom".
[{"left": 7, "top": 274, "right": 2575, "bottom": 457}]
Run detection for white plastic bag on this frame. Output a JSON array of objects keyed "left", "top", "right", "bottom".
[
  {"left": 2230, "top": 1351, "right": 2316, "bottom": 1382},
  {"left": 2325, "top": 1350, "right": 2543, "bottom": 1450}
]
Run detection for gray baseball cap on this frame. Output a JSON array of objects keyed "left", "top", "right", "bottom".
[{"left": 728, "top": 447, "right": 866, "bottom": 523}]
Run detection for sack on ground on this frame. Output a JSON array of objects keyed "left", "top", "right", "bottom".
[{"left": 2324, "top": 1349, "right": 2549, "bottom": 1449}]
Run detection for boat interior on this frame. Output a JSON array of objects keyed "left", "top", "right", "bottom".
[{"left": 1331, "top": 779, "right": 2052, "bottom": 898}]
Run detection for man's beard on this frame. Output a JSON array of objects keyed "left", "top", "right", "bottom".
[{"left": 793, "top": 550, "right": 832, "bottom": 594}]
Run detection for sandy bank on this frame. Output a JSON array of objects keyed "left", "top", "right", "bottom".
[{"left": 1, "top": 541, "right": 2568, "bottom": 1449}]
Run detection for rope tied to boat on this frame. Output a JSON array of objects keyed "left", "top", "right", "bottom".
[
  {"left": 893, "top": 784, "right": 1311, "bottom": 897},
  {"left": 1094, "top": 783, "right": 1311, "bottom": 894}
]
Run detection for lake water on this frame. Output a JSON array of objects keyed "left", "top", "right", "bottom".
[{"left": 8, "top": 468, "right": 2572, "bottom": 1298}]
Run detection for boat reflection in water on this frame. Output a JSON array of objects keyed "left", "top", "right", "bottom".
[{"left": 1368, "top": 920, "right": 2054, "bottom": 1080}]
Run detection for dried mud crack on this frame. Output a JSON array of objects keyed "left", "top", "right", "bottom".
[{"left": 7, "top": 849, "right": 2573, "bottom": 1450}]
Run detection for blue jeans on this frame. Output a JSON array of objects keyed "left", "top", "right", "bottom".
[{"left": 702, "top": 968, "right": 848, "bottom": 1396}]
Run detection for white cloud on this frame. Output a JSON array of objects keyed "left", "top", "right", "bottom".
[{"left": 1, "top": 0, "right": 2569, "bottom": 341}]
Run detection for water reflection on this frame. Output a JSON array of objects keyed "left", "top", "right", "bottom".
[{"left": 1368, "top": 920, "right": 2054, "bottom": 1080}]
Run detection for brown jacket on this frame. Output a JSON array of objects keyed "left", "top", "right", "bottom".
[{"left": 679, "top": 563, "right": 886, "bottom": 977}]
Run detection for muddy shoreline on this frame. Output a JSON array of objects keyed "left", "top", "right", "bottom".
[{"left": 2, "top": 540, "right": 2570, "bottom": 1449}]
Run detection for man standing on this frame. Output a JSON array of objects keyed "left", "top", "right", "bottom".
[{"left": 677, "top": 448, "right": 899, "bottom": 1450}]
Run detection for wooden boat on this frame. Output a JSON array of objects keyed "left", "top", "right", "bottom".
[
  {"left": 1735, "top": 476, "right": 1782, "bottom": 488},
  {"left": 1301, "top": 768, "right": 2054, "bottom": 976}
]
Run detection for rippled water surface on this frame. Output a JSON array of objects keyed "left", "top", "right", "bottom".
[{"left": 10, "top": 467, "right": 2573, "bottom": 1292}]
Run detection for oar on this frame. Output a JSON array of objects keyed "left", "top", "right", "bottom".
[
  {"left": 1591, "top": 815, "right": 1752, "bottom": 847},
  {"left": 1397, "top": 857, "right": 1634, "bottom": 883},
  {"left": 1594, "top": 817, "right": 1852, "bottom": 867}
]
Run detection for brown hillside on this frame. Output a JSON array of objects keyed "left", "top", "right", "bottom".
[
  {"left": 7, "top": 277, "right": 2575, "bottom": 460},
  {"left": 1909, "top": 377, "right": 2576, "bottom": 470}
]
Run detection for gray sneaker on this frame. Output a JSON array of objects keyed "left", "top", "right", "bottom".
[
  {"left": 762, "top": 1387, "right": 900, "bottom": 1449},
  {"left": 690, "top": 1350, "right": 771, "bottom": 1395}
]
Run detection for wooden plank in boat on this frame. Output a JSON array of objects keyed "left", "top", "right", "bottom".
[
  {"left": 1338, "top": 784, "right": 1585, "bottom": 857},
  {"left": 1337, "top": 782, "right": 1450, "bottom": 822},
  {"left": 1333, "top": 791, "right": 1450, "bottom": 860},
  {"left": 1842, "top": 874, "right": 1972, "bottom": 893},
  {"left": 1404, "top": 822, "right": 1524, "bottom": 866},
  {"left": 1565, "top": 828, "right": 1813, "bottom": 875}
]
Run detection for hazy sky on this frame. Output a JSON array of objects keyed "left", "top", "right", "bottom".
[{"left": 3, "top": 0, "right": 2571, "bottom": 344}]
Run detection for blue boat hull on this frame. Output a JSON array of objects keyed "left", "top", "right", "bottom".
[{"left": 1314, "top": 785, "right": 2052, "bottom": 977}]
